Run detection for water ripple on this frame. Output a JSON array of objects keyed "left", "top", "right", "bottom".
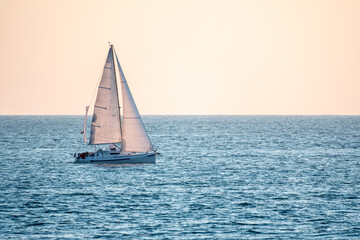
[{"left": 0, "top": 115, "right": 359, "bottom": 239}]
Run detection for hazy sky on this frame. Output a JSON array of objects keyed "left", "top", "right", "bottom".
[{"left": 0, "top": 0, "right": 359, "bottom": 115}]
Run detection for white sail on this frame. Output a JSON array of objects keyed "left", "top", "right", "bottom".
[
  {"left": 89, "top": 46, "right": 122, "bottom": 145},
  {"left": 83, "top": 105, "right": 89, "bottom": 143},
  {"left": 115, "top": 51, "right": 153, "bottom": 153}
]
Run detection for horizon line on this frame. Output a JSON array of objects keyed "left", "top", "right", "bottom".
[{"left": 1, "top": 114, "right": 359, "bottom": 116}]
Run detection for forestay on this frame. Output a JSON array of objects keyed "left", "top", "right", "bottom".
[
  {"left": 115, "top": 52, "right": 154, "bottom": 153},
  {"left": 89, "top": 47, "right": 122, "bottom": 145}
]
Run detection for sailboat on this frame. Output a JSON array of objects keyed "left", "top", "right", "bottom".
[{"left": 74, "top": 44, "right": 157, "bottom": 164}]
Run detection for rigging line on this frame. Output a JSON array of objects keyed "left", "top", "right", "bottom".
[{"left": 88, "top": 45, "right": 111, "bottom": 112}]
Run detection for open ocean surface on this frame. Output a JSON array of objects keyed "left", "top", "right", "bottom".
[{"left": 0, "top": 115, "right": 359, "bottom": 239}]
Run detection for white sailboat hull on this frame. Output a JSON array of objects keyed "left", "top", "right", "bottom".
[{"left": 74, "top": 152, "right": 156, "bottom": 164}]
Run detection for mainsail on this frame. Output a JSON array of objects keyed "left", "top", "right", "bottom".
[
  {"left": 89, "top": 46, "right": 122, "bottom": 145},
  {"left": 115, "top": 51, "right": 154, "bottom": 153}
]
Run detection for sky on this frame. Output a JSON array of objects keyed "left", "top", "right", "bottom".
[{"left": 0, "top": 0, "right": 359, "bottom": 115}]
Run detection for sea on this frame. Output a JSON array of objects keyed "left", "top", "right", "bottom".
[{"left": 0, "top": 115, "right": 359, "bottom": 239}]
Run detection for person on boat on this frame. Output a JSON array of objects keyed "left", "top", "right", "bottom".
[{"left": 109, "top": 144, "right": 116, "bottom": 151}]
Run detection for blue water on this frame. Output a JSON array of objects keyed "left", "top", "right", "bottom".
[{"left": 0, "top": 116, "right": 359, "bottom": 239}]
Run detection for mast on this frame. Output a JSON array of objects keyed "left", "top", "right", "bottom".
[{"left": 110, "top": 44, "right": 123, "bottom": 138}]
